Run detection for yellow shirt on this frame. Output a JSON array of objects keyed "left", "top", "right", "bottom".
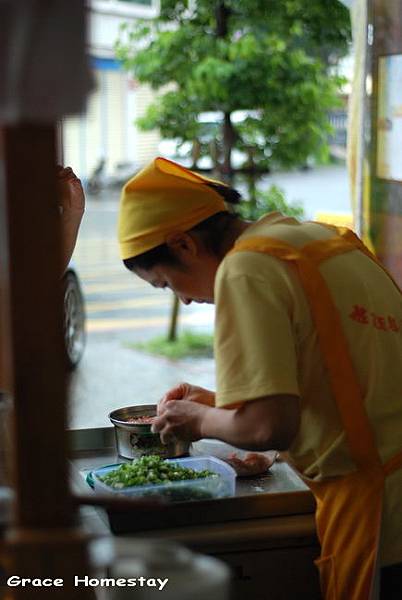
[{"left": 214, "top": 213, "right": 402, "bottom": 566}]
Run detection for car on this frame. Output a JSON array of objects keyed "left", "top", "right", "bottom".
[{"left": 62, "top": 265, "right": 86, "bottom": 370}]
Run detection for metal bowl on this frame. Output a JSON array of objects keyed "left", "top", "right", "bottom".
[{"left": 108, "top": 404, "right": 189, "bottom": 460}]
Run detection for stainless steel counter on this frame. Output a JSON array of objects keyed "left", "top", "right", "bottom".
[
  {"left": 69, "top": 427, "right": 320, "bottom": 599},
  {"left": 69, "top": 427, "right": 315, "bottom": 535}
]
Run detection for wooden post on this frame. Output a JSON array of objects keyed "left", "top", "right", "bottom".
[
  {"left": 2, "top": 124, "right": 71, "bottom": 527},
  {"left": 0, "top": 130, "right": 12, "bottom": 397},
  {"left": 367, "top": 0, "right": 402, "bottom": 286},
  {"left": 0, "top": 124, "right": 95, "bottom": 598}
]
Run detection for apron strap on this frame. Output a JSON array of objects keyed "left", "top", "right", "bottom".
[
  {"left": 384, "top": 448, "right": 402, "bottom": 476},
  {"left": 319, "top": 225, "right": 402, "bottom": 293},
  {"left": 230, "top": 231, "right": 382, "bottom": 471}
]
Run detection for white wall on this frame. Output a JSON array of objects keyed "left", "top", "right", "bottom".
[
  {"left": 89, "top": 1, "right": 158, "bottom": 55},
  {"left": 62, "top": 0, "right": 161, "bottom": 180}
]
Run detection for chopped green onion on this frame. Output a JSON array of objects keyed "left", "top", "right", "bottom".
[{"left": 99, "top": 455, "right": 217, "bottom": 489}]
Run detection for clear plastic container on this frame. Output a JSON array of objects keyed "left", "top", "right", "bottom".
[
  {"left": 191, "top": 439, "right": 278, "bottom": 477},
  {"left": 91, "top": 456, "right": 236, "bottom": 502}
]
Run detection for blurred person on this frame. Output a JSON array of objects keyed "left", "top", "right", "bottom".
[
  {"left": 0, "top": 166, "right": 84, "bottom": 392},
  {"left": 56, "top": 165, "right": 85, "bottom": 272}
]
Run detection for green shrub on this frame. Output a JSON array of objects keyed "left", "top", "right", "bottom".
[
  {"left": 238, "top": 184, "right": 305, "bottom": 221},
  {"left": 128, "top": 330, "right": 214, "bottom": 360}
]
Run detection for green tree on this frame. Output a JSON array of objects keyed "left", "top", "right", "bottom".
[
  {"left": 238, "top": 181, "right": 305, "bottom": 222},
  {"left": 116, "top": 0, "right": 351, "bottom": 178}
]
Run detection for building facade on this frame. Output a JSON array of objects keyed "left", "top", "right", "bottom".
[{"left": 62, "top": 0, "right": 161, "bottom": 182}]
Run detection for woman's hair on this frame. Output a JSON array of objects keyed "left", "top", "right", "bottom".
[{"left": 123, "top": 182, "right": 242, "bottom": 272}]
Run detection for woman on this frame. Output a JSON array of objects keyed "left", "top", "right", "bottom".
[{"left": 118, "top": 157, "right": 402, "bottom": 599}]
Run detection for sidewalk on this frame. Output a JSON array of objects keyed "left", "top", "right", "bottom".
[{"left": 68, "top": 336, "right": 215, "bottom": 429}]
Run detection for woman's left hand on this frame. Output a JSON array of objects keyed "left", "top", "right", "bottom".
[
  {"left": 56, "top": 165, "right": 85, "bottom": 215},
  {"left": 56, "top": 165, "right": 85, "bottom": 273},
  {"left": 152, "top": 400, "right": 209, "bottom": 444}
]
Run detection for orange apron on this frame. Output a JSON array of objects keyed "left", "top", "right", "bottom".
[{"left": 230, "top": 227, "right": 402, "bottom": 599}]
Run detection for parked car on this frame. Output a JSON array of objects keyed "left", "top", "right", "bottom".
[{"left": 62, "top": 265, "right": 86, "bottom": 370}]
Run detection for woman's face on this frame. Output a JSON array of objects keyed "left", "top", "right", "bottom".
[{"left": 134, "top": 232, "right": 220, "bottom": 305}]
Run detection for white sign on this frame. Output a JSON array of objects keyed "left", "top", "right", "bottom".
[{"left": 377, "top": 54, "right": 402, "bottom": 181}]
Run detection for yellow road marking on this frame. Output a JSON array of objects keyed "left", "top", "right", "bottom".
[
  {"left": 82, "top": 282, "right": 153, "bottom": 293},
  {"left": 73, "top": 270, "right": 132, "bottom": 280},
  {"left": 88, "top": 316, "right": 170, "bottom": 331},
  {"left": 87, "top": 312, "right": 214, "bottom": 333},
  {"left": 86, "top": 296, "right": 171, "bottom": 312}
]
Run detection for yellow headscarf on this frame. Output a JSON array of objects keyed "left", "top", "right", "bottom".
[{"left": 118, "top": 157, "right": 228, "bottom": 260}]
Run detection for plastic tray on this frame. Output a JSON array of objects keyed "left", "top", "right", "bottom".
[{"left": 91, "top": 456, "right": 236, "bottom": 502}]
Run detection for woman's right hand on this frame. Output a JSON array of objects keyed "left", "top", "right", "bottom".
[{"left": 157, "top": 382, "right": 215, "bottom": 416}]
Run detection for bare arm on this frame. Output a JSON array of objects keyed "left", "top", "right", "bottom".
[
  {"left": 153, "top": 393, "right": 301, "bottom": 451},
  {"left": 201, "top": 394, "right": 300, "bottom": 450}
]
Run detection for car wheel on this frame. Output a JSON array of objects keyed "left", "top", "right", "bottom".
[{"left": 62, "top": 269, "right": 86, "bottom": 370}]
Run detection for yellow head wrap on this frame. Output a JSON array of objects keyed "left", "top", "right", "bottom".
[{"left": 118, "top": 157, "right": 228, "bottom": 260}]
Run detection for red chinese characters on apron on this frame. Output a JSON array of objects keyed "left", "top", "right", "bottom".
[{"left": 230, "top": 227, "right": 402, "bottom": 599}]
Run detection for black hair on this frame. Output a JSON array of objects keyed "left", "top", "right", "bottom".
[{"left": 123, "top": 182, "right": 242, "bottom": 272}]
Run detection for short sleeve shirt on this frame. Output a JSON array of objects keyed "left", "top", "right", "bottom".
[{"left": 214, "top": 213, "right": 402, "bottom": 566}]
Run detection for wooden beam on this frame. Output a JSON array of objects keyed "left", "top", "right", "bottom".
[
  {"left": 0, "top": 124, "right": 96, "bottom": 599},
  {"left": 0, "top": 130, "right": 12, "bottom": 396},
  {"left": 1, "top": 123, "right": 72, "bottom": 527}
]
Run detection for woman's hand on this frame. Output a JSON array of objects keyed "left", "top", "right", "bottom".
[
  {"left": 56, "top": 166, "right": 85, "bottom": 215},
  {"left": 154, "top": 394, "right": 301, "bottom": 451},
  {"left": 152, "top": 400, "right": 210, "bottom": 444},
  {"left": 157, "top": 382, "right": 215, "bottom": 416},
  {"left": 56, "top": 166, "right": 85, "bottom": 273}
]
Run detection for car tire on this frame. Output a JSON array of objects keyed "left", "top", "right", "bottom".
[{"left": 62, "top": 269, "right": 86, "bottom": 370}]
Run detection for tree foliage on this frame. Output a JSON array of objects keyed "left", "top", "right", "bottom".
[
  {"left": 239, "top": 183, "right": 305, "bottom": 221},
  {"left": 116, "top": 0, "right": 351, "bottom": 175}
]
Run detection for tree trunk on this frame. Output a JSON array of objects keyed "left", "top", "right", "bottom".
[
  {"left": 246, "top": 174, "right": 257, "bottom": 205},
  {"left": 245, "top": 149, "right": 257, "bottom": 215},
  {"left": 222, "top": 111, "right": 235, "bottom": 182},
  {"left": 215, "top": 2, "right": 234, "bottom": 183},
  {"left": 215, "top": 1, "right": 229, "bottom": 37},
  {"left": 210, "top": 138, "right": 221, "bottom": 179},
  {"left": 167, "top": 294, "right": 180, "bottom": 342},
  {"left": 191, "top": 139, "right": 201, "bottom": 169}
]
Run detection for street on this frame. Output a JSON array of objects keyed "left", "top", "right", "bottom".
[
  {"left": 68, "top": 164, "right": 350, "bottom": 428},
  {"left": 68, "top": 190, "right": 215, "bottom": 428}
]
